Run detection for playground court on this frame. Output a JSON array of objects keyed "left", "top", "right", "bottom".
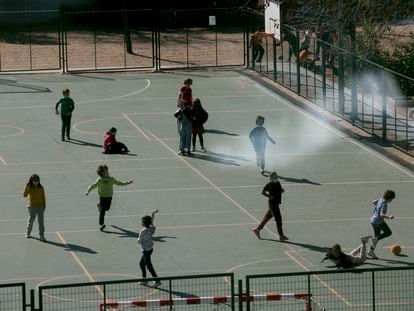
[{"left": 0, "top": 70, "right": 413, "bottom": 309}]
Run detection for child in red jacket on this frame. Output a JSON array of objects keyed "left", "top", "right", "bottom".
[{"left": 103, "top": 127, "right": 129, "bottom": 154}]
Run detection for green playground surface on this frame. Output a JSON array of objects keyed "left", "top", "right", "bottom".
[{"left": 0, "top": 70, "right": 413, "bottom": 309}]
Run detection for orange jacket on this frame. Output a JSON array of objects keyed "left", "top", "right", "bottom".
[{"left": 23, "top": 185, "right": 46, "bottom": 208}]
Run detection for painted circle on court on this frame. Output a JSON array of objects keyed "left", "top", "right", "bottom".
[
  {"left": 37, "top": 273, "right": 158, "bottom": 303},
  {"left": 73, "top": 117, "right": 141, "bottom": 137},
  {"left": 0, "top": 125, "right": 24, "bottom": 137}
]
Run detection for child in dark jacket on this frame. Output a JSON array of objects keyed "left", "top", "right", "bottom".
[{"left": 191, "top": 98, "right": 208, "bottom": 152}]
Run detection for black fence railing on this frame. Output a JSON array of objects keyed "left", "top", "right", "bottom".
[
  {"left": 0, "top": 8, "right": 246, "bottom": 73},
  {"left": 245, "top": 11, "right": 414, "bottom": 156},
  {"left": 2, "top": 267, "right": 414, "bottom": 310},
  {"left": 0, "top": 282, "right": 26, "bottom": 311},
  {"left": 0, "top": 10, "right": 61, "bottom": 72},
  {"left": 38, "top": 273, "right": 235, "bottom": 311},
  {"left": 245, "top": 266, "right": 414, "bottom": 311}
]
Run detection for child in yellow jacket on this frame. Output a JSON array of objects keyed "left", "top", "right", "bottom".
[
  {"left": 86, "top": 165, "right": 133, "bottom": 231},
  {"left": 23, "top": 174, "right": 46, "bottom": 241}
]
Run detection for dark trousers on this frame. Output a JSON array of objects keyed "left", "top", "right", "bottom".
[
  {"left": 257, "top": 203, "right": 284, "bottom": 237},
  {"left": 139, "top": 249, "right": 157, "bottom": 278},
  {"left": 372, "top": 222, "right": 392, "bottom": 241},
  {"left": 252, "top": 45, "right": 265, "bottom": 63},
  {"left": 105, "top": 142, "right": 129, "bottom": 154},
  {"left": 98, "top": 197, "right": 112, "bottom": 226},
  {"left": 192, "top": 133, "right": 204, "bottom": 148},
  {"left": 61, "top": 114, "right": 72, "bottom": 139}
]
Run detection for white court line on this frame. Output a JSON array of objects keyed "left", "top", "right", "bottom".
[
  {"left": 0, "top": 79, "right": 151, "bottom": 110},
  {"left": 56, "top": 232, "right": 102, "bottom": 296},
  {"left": 1, "top": 180, "right": 414, "bottom": 199},
  {"left": 123, "top": 113, "right": 151, "bottom": 141},
  {"left": 255, "top": 84, "right": 414, "bottom": 178},
  {"left": 0, "top": 156, "right": 176, "bottom": 166},
  {"left": 0, "top": 155, "right": 6, "bottom": 165}
]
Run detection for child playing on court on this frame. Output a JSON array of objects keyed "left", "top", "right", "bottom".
[
  {"left": 368, "top": 190, "right": 396, "bottom": 259},
  {"left": 138, "top": 209, "right": 161, "bottom": 287},
  {"left": 85, "top": 165, "right": 133, "bottom": 231},
  {"left": 191, "top": 98, "right": 208, "bottom": 152},
  {"left": 23, "top": 174, "right": 46, "bottom": 241},
  {"left": 103, "top": 127, "right": 130, "bottom": 154},
  {"left": 252, "top": 172, "right": 288, "bottom": 241},
  {"left": 55, "top": 88, "right": 75, "bottom": 141},
  {"left": 249, "top": 116, "right": 276, "bottom": 175},
  {"left": 321, "top": 236, "right": 372, "bottom": 269}
]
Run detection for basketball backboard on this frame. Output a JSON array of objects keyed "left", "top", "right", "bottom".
[{"left": 265, "top": 0, "right": 281, "bottom": 41}]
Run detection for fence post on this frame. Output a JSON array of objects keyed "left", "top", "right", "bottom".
[
  {"left": 30, "top": 289, "right": 35, "bottom": 311},
  {"left": 245, "top": 277, "right": 250, "bottom": 311},
  {"left": 273, "top": 37, "right": 277, "bottom": 81},
  {"left": 295, "top": 29, "right": 301, "bottom": 95},
  {"left": 322, "top": 42, "right": 327, "bottom": 109},
  {"left": 372, "top": 270, "right": 376, "bottom": 311},
  {"left": 381, "top": 70, "right": 387, "bottom": 140},
  {"left": 238, "top": 279, "right": 243, "bottom": 311}
]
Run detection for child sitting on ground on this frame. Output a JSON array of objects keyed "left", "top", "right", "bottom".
[{"left": 103, "top": 127, "right": 129, "bottom": 154}]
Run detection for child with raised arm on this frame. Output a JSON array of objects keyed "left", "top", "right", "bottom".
[
  {"left": 23, "top": 174, "right": 47, "bottom": 241},
  {"left": 138, "top": 209, "right": 161, "bottom": 288},
  {"left": 55, "top": 88, "right": 75, "bottom": 141},
  {"left": 249, "top": 116, "right": 276, "bottom": 175},
  {"left": 368, "top": 190, "right": 396, "bottom": 259},
  {"left": 86, "top": 165, "right": 133, "bottom": 231}
]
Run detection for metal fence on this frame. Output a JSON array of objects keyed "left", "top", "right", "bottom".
[
  {"left": 245, "top": 266, "right": 414, "bottom": 310},
  {"left": 0, "top": 282, "right": 26, "bottom": 311},
  {"left": 0, "top": 10, "right": 61, "bottom": 72},
  {"left": 245, "top": 11, "right": 414, "bottom": 156},
  {"left": 0, "top": 8, "right": 247, "bottom": 73},
  {"left": 38, "top": 273, "right": 235, "bottom": 310}
]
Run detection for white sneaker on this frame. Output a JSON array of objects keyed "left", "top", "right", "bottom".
[
  {"left": 138, "top": 281, "right": 148, "bottom": 285},
  {"left": 153, "top": 281, "right": 161, "bottom": 288},
  {"left": 367, "top": 249, "right": 378, "bottom": 259}
]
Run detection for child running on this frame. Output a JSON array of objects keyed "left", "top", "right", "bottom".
[
  {"left": 368, "top": 190, "right": 396, "bottom": 259},
  {"left": 321, "top": 236, "right": 372, "bottom": 269},
  {"left": 249, "top": 116, "right": 276, "bottom": 175},
  {"left": 138, "top": 209, "right": 161, "bottom": 288},
  {"left": 85, "top": 165, "right": 133, "bottom": 231},
  {"left": 55, "top": 88, "right": 75, "bottom": 141},
  {"left": 252, "top": 172, "right": 288, "bottom": 241},
  {"left": 23, "top": 174, "right": 47, "bottom": 241}
]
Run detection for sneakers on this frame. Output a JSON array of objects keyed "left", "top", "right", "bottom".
[
  {"left": 252, "top": 228, "right": 261, "bottom": 239},
  {"left": 100, "top": 225, "right": 106, "bottom": 231},
  {"left": 25, "top": 233, "right": 31, "bottom": 238},
  {"left": 40, "top": 236, "right": 46, "bottom": 242},
  {"left": 153, "top": 281, "right": 162, "bottom": 288},
  {"left": 201, "top": 147, "right": 206, "bottom": 152},
  {"left": 279, "top": 235, "right": 289, "bottom": 242},
  {"left": 360, "top": 236, "right": 371, "bottom": 243},
  {"left": 138, "top": 281, "right": 148, "bottom": 285},
  {"left": 367, "top": 248, "right": 378, "bottom": 259}
]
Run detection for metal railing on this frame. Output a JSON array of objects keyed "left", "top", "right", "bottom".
[
  {"left": 38, "top": 273, "right": 235, "bottom": 310},
  {"left": 246, "top": 11, "right": 414, "bottom": 156},
  {"left": 0, "top": 282, "right": 26, "bottom": 311},
  {"left": 245, "top": 266, "right": 414, "bottom": 310}
]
